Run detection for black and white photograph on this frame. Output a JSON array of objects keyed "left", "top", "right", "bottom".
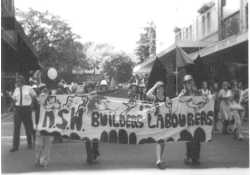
[{"left": 1, "top": 0, "right": 249, "bottom": 174}]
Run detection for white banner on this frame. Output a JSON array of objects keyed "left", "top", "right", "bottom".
[{"left": 38, "top": 94, "right": 214, "bottom": 144}]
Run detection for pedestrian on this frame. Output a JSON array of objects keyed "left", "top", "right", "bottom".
[
  {"left": 10, "top": 75, "right": 37, "bottom": 152},
  {"left": 146, "top": 81, "right": 168, "bottom": 169},
  {"left": 179, "top": 75, "right": 202, "bottom": 166},
  {"left": 218, "top": 81, "right": 233, "bottom": 135}
]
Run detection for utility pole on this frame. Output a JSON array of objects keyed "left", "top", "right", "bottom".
[{"left": 218, "top": 0, "right": 225, "bottom": 40}]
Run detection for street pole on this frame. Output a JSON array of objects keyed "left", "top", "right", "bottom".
[{"left": 176, "top": 64, "right": 178, "bottom": 96}]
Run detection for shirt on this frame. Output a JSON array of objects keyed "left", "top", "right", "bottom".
[{"left": 12, "top": 85, "right": 37, "bottom": 106}]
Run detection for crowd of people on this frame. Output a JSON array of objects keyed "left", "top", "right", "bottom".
[{"left": 5, "top": 68, "right": 248, "bottom": 169}]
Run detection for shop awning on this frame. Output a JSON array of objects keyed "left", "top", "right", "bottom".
[
  {"left": 133, "top": 40, "right": 209, "bottom": 74},
  {"left": 189, "top": 32, "right": 248, "bottom": 60}
]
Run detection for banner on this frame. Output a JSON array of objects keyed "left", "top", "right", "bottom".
[{"left": 37, "top": 94, "right": 214, "bottom": 144}]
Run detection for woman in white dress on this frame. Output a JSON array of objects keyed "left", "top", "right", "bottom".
[{"left": 218, "top": 81, "right": 233, "bottom": 134}]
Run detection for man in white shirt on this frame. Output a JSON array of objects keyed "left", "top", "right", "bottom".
[{"left": 10, "top": 75, "right": 37, "bottom": 152}]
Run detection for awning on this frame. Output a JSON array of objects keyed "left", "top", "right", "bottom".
[
  {"left": 189, "top": 32, "right": 248, "bottom": 59},
  {"left": 133, "top": 40, "right": 209, "bottom": 74}
]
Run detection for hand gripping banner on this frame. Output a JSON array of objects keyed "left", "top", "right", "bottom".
[{"left": 37, "top": 94, "right": 214, "bottom": 144}]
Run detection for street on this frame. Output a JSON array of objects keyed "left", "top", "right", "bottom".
[{"left": 1, "top": 113, "right": 249, "bottom": 173}]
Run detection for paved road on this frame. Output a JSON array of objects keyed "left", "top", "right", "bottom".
[{"left": 1, "top": 113, "right": 249, "bottom": 173}]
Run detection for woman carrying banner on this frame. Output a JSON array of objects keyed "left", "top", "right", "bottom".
[
  {"left": 178, "top": 75, "right": 202, "bottom": 166},
  {"left": 35, "top": 87, "right": 54, "bottom": 168},
  {"left": 34, "top": 68, "right": 59, "bottom": 168},
  {"left": 84, "top": 83, "right": 100, "bottom": 164},
  {"left": 146, "top": 81, "right": 169, "bottom": 169}
]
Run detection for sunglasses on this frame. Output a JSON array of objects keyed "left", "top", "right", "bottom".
[{"left": 184, "top": 80, "right": 192, "bottom": 84}]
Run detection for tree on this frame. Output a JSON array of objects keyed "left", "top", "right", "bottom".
[
  {"left": 103, "top": 53, "right": 134, "bottom": 83},
  {"left": 135, "top": 21, "right": 156, "bottom": 63},
  {"left": 16, "top": 8, "right": 90, "bottom": 73}
]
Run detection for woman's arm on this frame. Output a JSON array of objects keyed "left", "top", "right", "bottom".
[{"left": 146, "top": 84, "right": 157, "bottom": 100}]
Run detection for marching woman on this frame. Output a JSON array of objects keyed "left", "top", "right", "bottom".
[
  {"left": 35, "top": 68, "right": 59, "bottom": 168},
  {"left": 178, "top": 75, "right": 202, "bottom": 165},
  {"left": 146, "top": 81, "right": 169, "bottom": 169},
  {"left": 35, "top": 87, "right": 53, "bottom": 168},
  {"left": 84, "top": 83, "right": 100, "bottom": 164}
]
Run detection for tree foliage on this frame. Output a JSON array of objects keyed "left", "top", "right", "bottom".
[
  {"left": 103, "top": 53, "right": 134, "bottom": 83},
  {"left": 135, "top": 21, "right": 156, "bottom": 63},
  {"left": 16, "top": 8, "right": 90, "bottom": 73}
]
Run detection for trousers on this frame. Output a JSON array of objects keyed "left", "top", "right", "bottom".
[{"left": 13, "top": 106, "right": 34, "bottom": 149}]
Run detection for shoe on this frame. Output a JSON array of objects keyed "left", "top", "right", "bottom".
[
  {"left": 28, "top": 144, "right": 33, "bottom": 149},
  {"left": 192, "top": 159, "right": 201, "bottom": 166},
  {"left": 184, "top": 157, "right": 192, "bottom": 165},
  {"left": 9, "top": 148, "right": 18, "bottom": 152},
  {"left": 86, "top": 158, "right": 93, "bottom": 164},
  {"left": 93, "top": 151, "right": 100, "bottom": 161},
  {"left": 156, "top": 161, "right": 167, "bottom": 169}
]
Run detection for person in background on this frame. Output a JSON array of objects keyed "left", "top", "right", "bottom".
[
  {"left": 29, "top": 70, "right": 37, "bottom": 86},
  {"left": 84, "top": 83, "right": 100, "bottom": 164},
  {"left": 218, "top": 81, "right": 233, "bottom": 135},
  {"left": 238, "top": 81, "right": 244, "bottom": 100},
  {"left": 10, "top": 75, "right": 37, "bottom": 152},
  {"left": 138, "top": 76, "right": 146, "bottom": 100},
  {"left": 128, "top": 82, "right": 138, "bottom": 103},
  {"left": 200, "top": 81, "right": 211, "bottom": 97},
  {"left": 70, "top": 81, "right": 78, "bottom": 94},
  {"left": 240, "top": 88, "right": 248, "bottom": 121},
  {"left": 99, "top": 79, "right": 108, "bottom": 92},
  {"left": 211, "top": 82, "right": 220, "bottom": 134},
  {"left": 230, "top": 80, "right": 245, "bottom": 140},
  {"left": 179, "top": 75, "right": 202, "bottom": 166},
  {"left": 231, "top": 80, "right": 240, "bottom": 100},
  {"left": 146, "top": 81, "right": 169, "bottom": 169}
]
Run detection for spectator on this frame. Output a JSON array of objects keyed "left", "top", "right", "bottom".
[
  {"left": 200, "top": 81, "right": 211, "bottom": 97},
  {"left": 10, "top": 75, "right": 37, "bottom": 152},
  {"left": 100, "top": 79, "right": 108, "bottom": 92},
  {"left": 138, "top": 76, "right": 146, "bottom": 100},
  {"left": 218, "top": 81, "right": 233, "bottom": 135},
  {"left": 211, "top": 82, "right": 220, "bottom": 133},
  {"left": 128, "top": 83, "right": 138, "bottom": 103}
]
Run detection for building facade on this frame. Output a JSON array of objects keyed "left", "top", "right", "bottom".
[
  {"left": 2, "top": 0, "right": 40, "bottom": 112},
  {"left": 2, "top": 0, "right": 40, "bottom": 91},
  {"left": 175, "top": 0, "right": 248, "bottom": 43},
  {"left": 174, "top": 0, "right": 248, "bottom": 90},
  {"left": 134, "top": 0, "right": 248, "bottom": 96}
]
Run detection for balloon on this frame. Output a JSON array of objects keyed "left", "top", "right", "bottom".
[{"left": 47, "top": 67, "right": 58, "bottom": 80}]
